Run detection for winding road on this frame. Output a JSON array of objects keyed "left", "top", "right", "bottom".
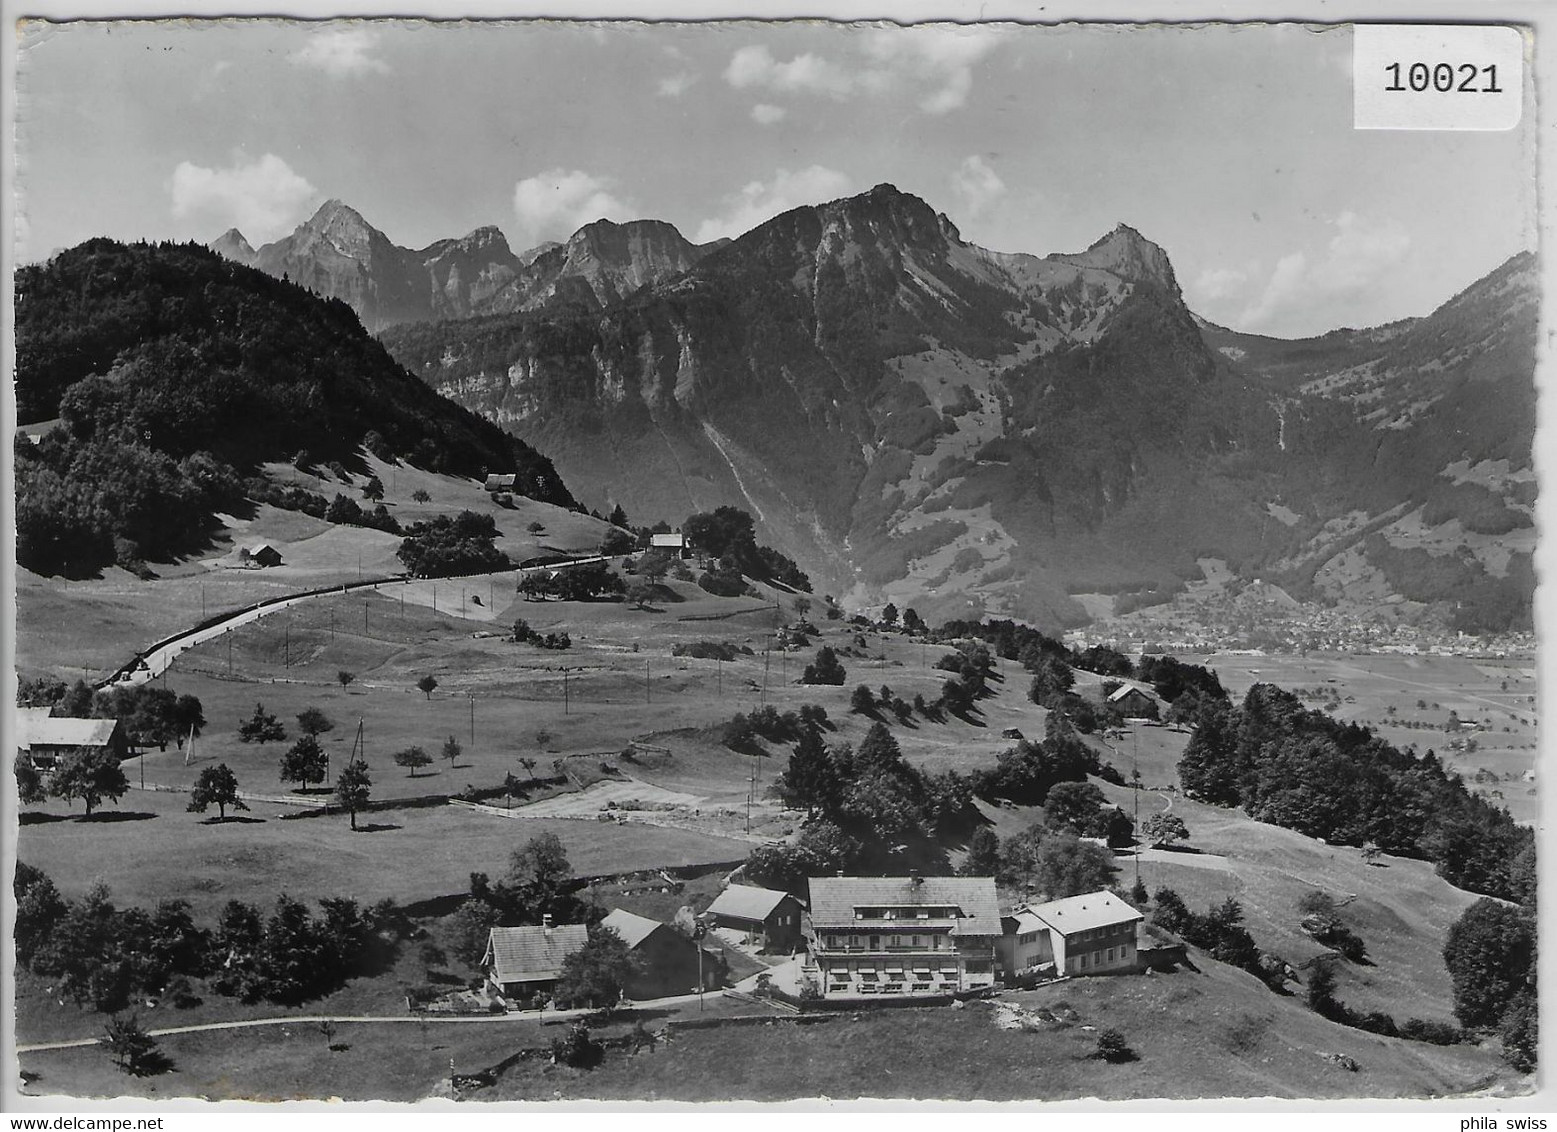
[{"left": 103, "top": 556, "right": 609, "bottom": 688}]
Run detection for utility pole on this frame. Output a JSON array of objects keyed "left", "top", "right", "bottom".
[
  {"left": 469, "top": 692, "right": 475, "bottom": 748},
  {"left": 645, "top": 658, "right": 651, "bottom": 703},
  {"left": 563, "top": 668, "right": 570, "bottom": 715},
  {"left": 717, "top": 657, "right": 722, "bottom": 695},
  {"left": 330, "top": 607, "right": 335, "bottom": 642},
  {"left": 284, "top": 622, "right": 290, "bottom": 669},
  {"left": 1133, "top": 720, "right": 1141, "bottom": 891},
  {"left": 227, "top": 630, "right": 233, "bottom": 676}
]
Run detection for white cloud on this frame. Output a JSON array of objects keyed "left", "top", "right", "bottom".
[
  {"left": 1238, "top": 212, "right": 1412, "bottom": 332},
  {"left": 512, "top": 168, "right": 637, "bottom": 243},
  {"left": 657, "top": 71, "right": 696, "bottom": 98},
  {"left": 1193, "top": 266, "right": 1252, "bottom": 303},
  {"left": 951, "top": 155, "right": 1005, "bottom": 218},
  {"left": 724, "top": 27, "right": 1000, "bottom": 115},
  {"left": 693, "top": 165, "right": 854, "bottom": 244},
  {"left": 169, "top": 153, "right": 316, "bottom": 241},
  {"left": 858, "top": 27, "right": 1001, "bottom": 114},
  {"left": 751, "top": 103, "right": 787, "bottom": 125},
  {"left": 725, "top": 45, "right": 853, "bottom": 97},
  {"left": 290, "top": 27, "right": 389, "bottom": 78}
]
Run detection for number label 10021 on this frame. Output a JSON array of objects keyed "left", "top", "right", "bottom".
[{"left": 1385, "top": 62, "right": 1502, "bottom": 94}]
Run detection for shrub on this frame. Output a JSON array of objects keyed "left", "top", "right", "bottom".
[
  {"left": 550, "top": 1022, "right": 603, "bottom": 1069},
  {"left": 1093, "top": 1029, "right": 1135, "bottom": 1063}
]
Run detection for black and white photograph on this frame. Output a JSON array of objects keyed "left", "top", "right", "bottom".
[{"left": 4, "top": 5, "right": 1546, "bottom": 1109}]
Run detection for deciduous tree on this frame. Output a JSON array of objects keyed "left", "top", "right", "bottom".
[
  {"left": 188, "top": 763, "right": 249, "bottom": 821},
  {"left": 50, "top": 747, "right": 129, "bottom": 816},
  {"left": 393, "top": 746, "right": 432, "bottom": 777},
  {"left": 335, "top": 759, "right": 372, "bottom": 831}
]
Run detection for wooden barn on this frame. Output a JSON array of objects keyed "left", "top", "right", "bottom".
[
  {"left": 601, "top": 908, "right": 724, "bottom": 999},
  {"left": 705, "top": 884, "right": 805, "bottom": 952}
]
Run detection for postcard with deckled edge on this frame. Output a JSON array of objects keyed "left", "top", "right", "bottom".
[{"left": 5, "top": 9, "right": 1545, "bottom": 1111}]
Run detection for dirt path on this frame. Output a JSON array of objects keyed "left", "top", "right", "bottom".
[
  {"left": 107, "top": 557, "right": 608, "bottom": 687},
  {"left": 16, "top": 989, "right": 716, "bottom": 1054}
]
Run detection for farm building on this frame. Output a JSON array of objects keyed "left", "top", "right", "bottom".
[
  {"left": 705, "top": 883, "right": 805, "bottom": 952},
  {"left": 1107, "top": 680, "right": 1161, "bottom": 718},
  {"left": 601, "top": 908, "right": 725, "bottom": 999},
  {"left": 999, "top": 890, "right": 1142, "bottom": 980},
  {"left": 16, "top": 714, "right": 129, "bottom": 769},
  {"left": 806, "top": 874, "right": 1001, "bottom": 999},
  {"left": 484, "top": 473, "right": 518, "bottom": 493},
  {"left": 242, "top": 543, "right": 284, "bottom": 568},
  {"left": 481, "top": 916, "right": 589, "bottom": 1001},
  {"left": 649, "top": 530, "right": 693, "bottom": 558}
]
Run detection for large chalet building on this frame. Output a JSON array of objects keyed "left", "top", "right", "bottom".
[
  {"left": 999, "top": 890, "right": 1143, "bottom": 979},
  {"left": 806, "top": 874, "right": 1001, "bottom": 999}
]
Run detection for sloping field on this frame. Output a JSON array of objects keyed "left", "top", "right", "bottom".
[
  {"left": 1102, "top": 784, "right": 1484, "bottom": 1026},
  {"left": 15, "top": 787, "right": 749, "bottom": 922}
]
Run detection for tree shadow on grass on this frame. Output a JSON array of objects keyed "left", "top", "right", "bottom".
[
  {"left": 81, "top": 811, "right": 158, "bottom": 823},
  {"left": 354, "top": 822, "right": 402, "bottom": 833},
  {"left": 199, "top": 815, "right": 266, "bottom": 825},
  {"left": 19, "top": 812, "right": 75, "bottom": 826}
]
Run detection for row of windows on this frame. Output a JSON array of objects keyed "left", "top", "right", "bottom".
[
  {"left": 1072, "top": 943, "right": 1133, "bottom": 970},
  {"left": 1074, "top": 925, "right": 1129, "bottom": 943},
  {"left": 852, "top": 906, "right": 957, "bottom": 920},
  {"left": 823, "top": 934, "right": 949, "bottom": 949}
]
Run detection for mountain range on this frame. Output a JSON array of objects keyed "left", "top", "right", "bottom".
[
  {"left": 210, "top": 188, "right": 1536, "bottom": 632},
  {"left": 212, "top": 200, "right": 727, "bottom": 331}
]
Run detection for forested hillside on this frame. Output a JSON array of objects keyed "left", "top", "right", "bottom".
[{"left": 14, "top": 239, "right": 574, "bottom": 576}]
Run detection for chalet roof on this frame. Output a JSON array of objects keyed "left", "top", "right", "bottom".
[
  {"left": 485, "top": 473, "right": 518, "bottom": 490},
  {"left": 482, "top": 923, "right": 588, "bottom": 984},
  {"left": 706, "top": 884, "right": 795, "bottom": 923},
  {"left": 807, "top": 875, "right": 1000, "bottom": 930},
  {"left": 601, "top": 908, "right": 663, "bottom": 950},
  {"left": 1107, "top": 680, "right": 1160, "bottom": 703},
  {"left": 247, "top": 543, "right": 279, "bottom": 555},
  {"left": 20, "top": 716, "right": 122, "bottom": 749},
  {"left": 1023, "top": 890, "right": 1143, "bottom": 937},
  {"left": 649, "top": 532, "right": 688, "bottom": 547}
]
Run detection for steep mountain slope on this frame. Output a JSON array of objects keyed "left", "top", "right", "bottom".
[
  {"left": 1198, "top": 252, "right": 1537, "bottom": 630},
  {"left": 209, "top": 202, "right": 720, "bottom": 330},
  {"left": 382, "top": 185, "right": 1276, "bottom": 625},
  {"left": 381, "top": 186, "right": 1535, "bottom": 632},
  {"left": 13, "top": 238, "right": 574, "bottom": 576}
]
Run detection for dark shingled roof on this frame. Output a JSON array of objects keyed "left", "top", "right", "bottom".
[
  {"left": 706, "top": 884, "right": 795, "bottom": 922},
  {"left": 807, "top": 875, "right": 999, "bottom": 930},
  {"left": 482, "top": 923, "right": 588, "bottom": 984}
]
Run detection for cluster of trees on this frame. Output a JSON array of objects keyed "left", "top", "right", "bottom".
[
  {"left": 16, "top": 745, "right": 129, "bottom": 818},
  {"left": 722, "top": 703, "right": 830, "bottom": 751},
  {"left": 1179, "top": 683, "right": 1535, "bottom": 902},
  {"left": 755, "top": 720, "right": 978, "bottom": 885},
  {"left": 969, "top": 712, "right": 1122, "bottom": 807},
  {"left": 511, "top": 618, "right": 571, "bottom": 650},
  {"left": 20, "top": 678, "right": 205, "bottom": 752},
  {"left": 800, "top": 646, "right": 847, "bottom": 686},
  {"left": 518, "top": 562, "right": 624, "bottom": 602},
  {"left": 972, "top": 821, "right": 1119, "bottom": 898},
  {"left": 683, "top": 506, "right": 811, "bottom": 592},
  {"left": 931, "top": 618, "right": 1229, "bottom": 732},
  {"left": 1443, "top": 899, "right": 1537, "bottom": 1071},
  {"left": 324, "top": 493, "right": 401, "bottom": 535},
  {"left": 14, "top": 865, "right": 405, "bottom": 1013},
  {"left": 397, "top": 511, "right": 509, "bottom": 577},
  {"left": 1151, "top": 890, "right": 1276, "bottom": 989},
  {"left": 14, "top": 239, "right": 572, "bottom": 576}
]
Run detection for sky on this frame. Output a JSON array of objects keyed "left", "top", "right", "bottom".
[{"left": 13, "top": 18, "right": 1536, "bottom": 337}]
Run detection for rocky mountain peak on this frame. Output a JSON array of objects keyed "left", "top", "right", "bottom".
[
  {"left": 1055, "top": 223, "right": 1179, "bottom": 294},
  {"left": 209, "top": 228, "right": 256, "bottom": 265}
]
